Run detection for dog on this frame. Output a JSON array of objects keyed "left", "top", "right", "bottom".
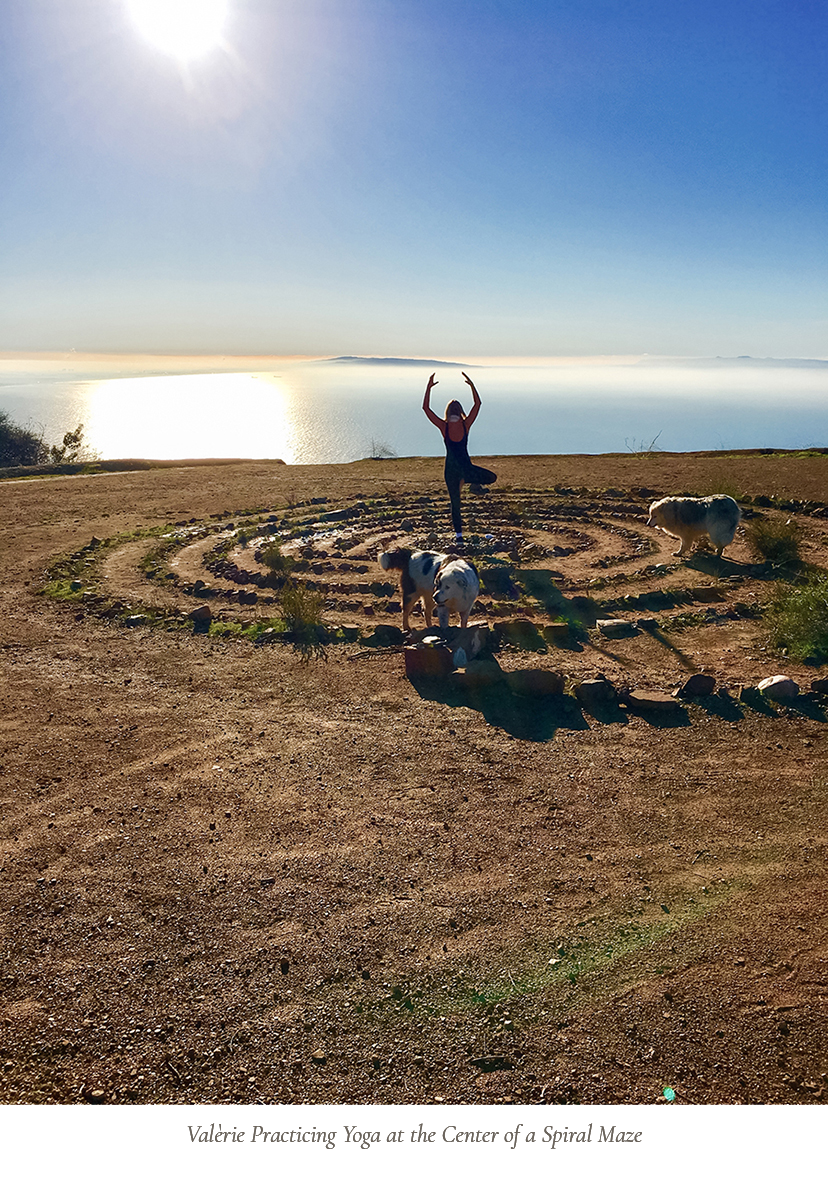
[
  {"left": 378, "top": 548, "right": 480, "bottom": 629},
  {"left": 378, "top": 548, "right": 445, "bottom": 630},
  {"left": 647, "top": 494, "right": 741, "bottom": 557},
  {"left": 433, "top": 556, "right": 480, "bottom": 628}
]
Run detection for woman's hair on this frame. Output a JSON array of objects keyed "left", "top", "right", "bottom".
[{"left": 445, "top": 399, "right": 465, "bottom": 419}]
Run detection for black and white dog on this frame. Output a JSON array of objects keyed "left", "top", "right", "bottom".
[{"left": 378, "top": 548, "right": 480, "bottom": 630}]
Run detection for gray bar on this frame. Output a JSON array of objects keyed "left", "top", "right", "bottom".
[{"left": 186, "top": 1120, "right": 640, "bottom": 1148}]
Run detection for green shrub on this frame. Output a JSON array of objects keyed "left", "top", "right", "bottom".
[
  {"left": 0, "top": 410, "right": 47, "bottom": 467},
  {"left": 745, "top": 517, "right": 801, "bottom": 565},
  {"left": 766, "top": 572, "right": 828, "bottom": 662},
  {"left": 260, "top": 539, "right": 295, "bottom": 585},
  {"left": 279, "top": 582, "right": 327, "bottom": 660}
]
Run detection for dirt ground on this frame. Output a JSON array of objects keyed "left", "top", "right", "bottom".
[{"left": 1, "top": 451, "right": 827, "bottom": 1106}]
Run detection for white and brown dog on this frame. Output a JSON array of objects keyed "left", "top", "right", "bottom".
[
  {"left": 647, "top": 494, "right": 741, "bottom": 557},
  {"left": 378, "top": 548, "right": 480, "bottom": 629}
]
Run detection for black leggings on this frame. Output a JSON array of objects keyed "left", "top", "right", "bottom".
[{"left": 444, "top": 457, "right": 497, "bottom": 534}]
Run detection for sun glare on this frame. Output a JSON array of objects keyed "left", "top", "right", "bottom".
[{"left": 126, "top": 0, "right": 228, "bottom": 61}]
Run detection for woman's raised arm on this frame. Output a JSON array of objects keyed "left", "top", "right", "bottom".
[
  {"left": 462, "top": 371, "right": 482, "bottom": 428},
  {"left": 422, "top": 373, "right": 444, "bottom": 428}
]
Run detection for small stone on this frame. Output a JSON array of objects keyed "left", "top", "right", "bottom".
[
  {"left": 311, "top": 1049, "right": 327, "bottom": 1065},
  {"left": 70, "top": 580, "right": 83, "bottom": 591},
  {"left": 574, "top": 677, "right": 616, "bottom": 705},
  {"left": 596, "top": 618, "right": 637, "bottom": 638},
  {"left": 810, "top": 678, "right": 828, "bottom": 695},
  {"left": 676, "top": 673, "right": 716, "bottom": 697},
  {"left": 757, "top": 675, "right": 799, "bottom": 700},
  {"left": 124, "top": 614, "right": 147, "bottom": 627},
  {"left": 188, "top": 604, "right": 212, "bottom": 623},
  {"left": 542, "top": 622, "right": 569, "bottom": 640},
  {"left": 508, "top": 668, "right": 565, "bottom": 696},
  {"left": 460, "top": 659, "right": 505, "bottom": 687},
  {"left": 690, "top": 585, "right": 725, "bottom": 603},
  {"left": 623, "top": 690, "right": 682, "bottom": 712}
]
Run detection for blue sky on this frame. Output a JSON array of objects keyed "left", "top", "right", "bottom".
[{"left": 1, "top": 0, "right": 826, "bottom": 356}]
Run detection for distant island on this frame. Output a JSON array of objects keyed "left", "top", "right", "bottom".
[
  {"left": 637, "top": 355, "right": 828, "bottom": 369},
  {"left": 325, "top": 356, "right": 473, "bottom": 367}
]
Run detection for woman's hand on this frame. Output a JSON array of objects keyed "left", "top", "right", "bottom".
[
  {"left": 423, "top": 373, "right": 443, "bottom": 427},
  {"left": 462, "top": 371, "right": 480, "bottom": 402}
]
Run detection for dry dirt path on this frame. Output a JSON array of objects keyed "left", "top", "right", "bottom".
[{"left": 0, "top": 455, "right": 827, "bottom": 1106}]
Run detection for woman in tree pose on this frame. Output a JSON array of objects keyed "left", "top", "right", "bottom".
[{"left": 422, "top": 371, "right": 496, "bottom": 543}]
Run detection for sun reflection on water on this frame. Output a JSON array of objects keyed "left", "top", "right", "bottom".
[{"left": 86, "top": 372, "right": 296, "bottom": 462}]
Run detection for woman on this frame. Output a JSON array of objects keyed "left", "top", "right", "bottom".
[{"left": 423, "top": 371, "right": 497, "bottom": 542}]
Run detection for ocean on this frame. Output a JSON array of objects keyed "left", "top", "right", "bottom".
[{"left": 1, "top": 354, "right": 827, "bottom": 464}]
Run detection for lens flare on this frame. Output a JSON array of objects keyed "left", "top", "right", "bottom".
[{"left": 126, "top": 0, "right": 229, "bottom": 61}]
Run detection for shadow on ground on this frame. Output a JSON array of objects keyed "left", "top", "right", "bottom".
[{"left": 410, "top": 673, "right": 590, "bottom": 741}]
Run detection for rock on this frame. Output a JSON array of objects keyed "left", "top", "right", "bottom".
[
  {"left": 362, "top": 623, "right": 402, "bottom": 646},
  {"left": 758, "top": 675, "right": 799, "bottom": 700},
  {"left": 448, "top": 625, "right": 490, "bottom": 660},
  {"left": 70, "top": 580, "right": 82, "bottom": 591},
  {"left": 623, "top": 690, "right": 682, "bottom": 712},
  {"left": 676, "top": 673, "right": 716, "bottom": 697},
  {"left": 492, "top": 618, "right": 542, "bottom": 647},
  {"left": 508, "top": 668, "right": 565, "bottom": 696},
  {"left": 542, "top": 622, "right": 569, "bottom": 641},
  {"left": 810, "top": 678, "right": 828, "bottom": 695},
  {"left": 574, "top": 677, "right": 617, "bottom": 705},
  {"left": 310, "top": 1049, "right": 327, "bottom": 1065},
  {"left": 460, "top": 658, "right": 506, "bottom": 687},
  {"left": 596, "top": 618, "right": 637, "bottom": 638},
  {"left": 404, "top": 644, "right": 454, "bottom": 678},
  {"left": 399, "top": 518, "right": 414, "bottom": 532},
  {"left": 124, "top": 615, "right": 147, "bottom": 627},
  {"left": 690, "top": 585, "right": 725, "bottom": 603},
  {"left": 188, "top": 604, "right": 212, "bottom": 623}
]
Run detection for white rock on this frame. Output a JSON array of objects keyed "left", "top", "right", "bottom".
[{"left": 757, "top": 675, "right": 799, "bottom": 700}]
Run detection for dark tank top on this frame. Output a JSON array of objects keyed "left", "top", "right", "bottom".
[{"left": 443, "top": 420, "right": 470, "bottom": 465}]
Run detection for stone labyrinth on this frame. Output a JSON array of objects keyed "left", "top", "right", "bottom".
[{"left": 46, "top": 483, "right": 828, "bottom": 711}]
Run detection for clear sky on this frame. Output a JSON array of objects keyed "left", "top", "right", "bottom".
[{"left": 1, "top": 0, "right": 826, "bottom": 357}]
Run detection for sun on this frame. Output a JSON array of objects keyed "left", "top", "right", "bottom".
[{"left": 126, "top": 0, "right": 229, "bottom": 61}]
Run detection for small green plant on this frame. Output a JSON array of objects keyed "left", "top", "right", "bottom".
[
  {"left": 278, "top": 582, "right": 327, "bottom": 660},
  {"left": 766, "top": 571, "right": 828, "bottom": 662},
  {"left": 745, "top": 517, "right": 801, "bottom": 565},
  {"left": 260, "top": 539, "right": 295, "bottom": 585}
]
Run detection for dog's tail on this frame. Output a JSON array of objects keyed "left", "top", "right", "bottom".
[{"left": 378, "top": 548, "right": 412, "bottom": 572}]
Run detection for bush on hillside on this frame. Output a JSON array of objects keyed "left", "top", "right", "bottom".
[
  {"left": 766, "top": 572, "right": 828, "bottom": 662},
  {"left": 278, "top": 582, "right": 327, "bottom": 661},
  {"left": 0, "top": 411, "right": 48, "bottom": 467},
  {"left": 745, "top": 516, "right": 801, "bottom": 565}
]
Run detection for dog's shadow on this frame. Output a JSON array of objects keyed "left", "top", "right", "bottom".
[
  {"left": 410, "top": 668, "right": 590, "bottom": 741},
  {"left": 686, "top": 551, "right": 750, "bottom": 576}
]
